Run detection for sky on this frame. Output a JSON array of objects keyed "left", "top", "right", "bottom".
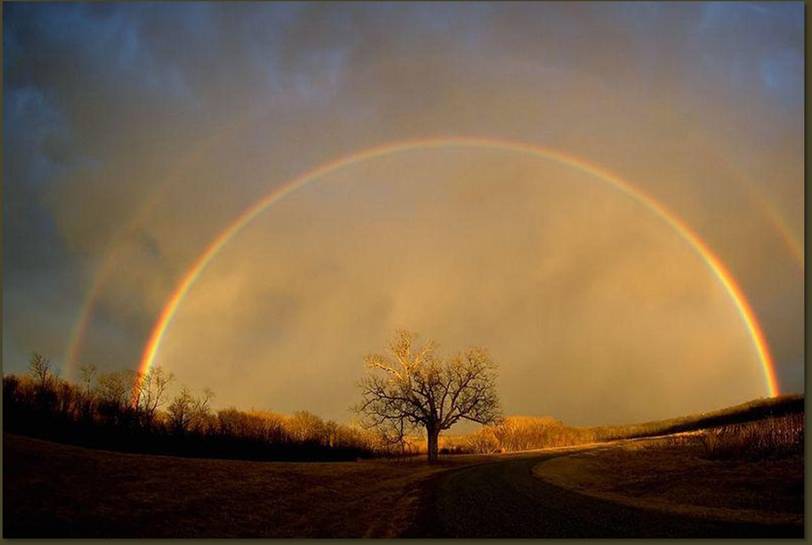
[{"left": 3, "top": 2, "right": 804, "bottom": 427}]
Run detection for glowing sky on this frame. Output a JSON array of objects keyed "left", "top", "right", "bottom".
[{"left": 3, "top": 2, "right": 803, "bottom": 426}]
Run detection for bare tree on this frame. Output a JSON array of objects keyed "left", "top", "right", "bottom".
[
  {"left": 132, "top": 366, "right": 174, "bottom": 426},
  {"left": 167, "top": 386, "right": 195, "bottom": 434},
  {"left": 78, "top": 363, "right": 98, "bottom": 395},
  {"left": 29, "top": 352, "right": 54, "bottom": 389},
  {"left": 193, "top": 387, "right": 215, "bottom": 423},
  {"left": 168, "top": 386, "right": 214, "bottom": 434},
  {"left": 287, "top": 411, "right": 326, "bottom": 443},
  {"left": 96, "top": 370, "right": 133, "bottom": 408},
  {"left": 355, "top": 330, "right": 501, "bottom": 462},
  {"left": 375, "top": 414, "right": 411, "bottom": 456}
]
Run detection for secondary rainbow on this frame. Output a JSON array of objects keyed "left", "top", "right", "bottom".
[
  {"left": 136, "top": 137, "right": 781, "bottom": 397},
  {"left": 62, "top": 108, "right": 268, "bottom": 379}
]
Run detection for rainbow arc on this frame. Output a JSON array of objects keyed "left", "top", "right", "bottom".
[{"left": 133, "top": 138, "right": 780, "bottom": 397}]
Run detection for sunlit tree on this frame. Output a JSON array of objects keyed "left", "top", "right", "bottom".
[{"left": 355, "top": 330, "right": 502, "bottom": 462}]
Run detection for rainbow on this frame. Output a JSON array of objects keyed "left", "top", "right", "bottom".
[
  {"left": 61, "top": 106, "right": 271, "bottom": 379},
  {"left": 63, "top": 270, "right": 106, "bottom": 380},
  {"left": 134, "top": 137, "right": 780, "bottom": 396},
  {"left": 721, "top": 156, "right": 804, "bottom": 272},
  {"left": 761, "top": 200, "right": 804, "bottom": 268}
]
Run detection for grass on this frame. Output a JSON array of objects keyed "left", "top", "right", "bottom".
[
  {"left": 3, "top": 433, "right": 489, "bottom": 538},
  {"left": 533, "top": 415, "right": 804, "bottom": 527},
  {"left": 592, "top": 394, "right": 804, "bottom": 441},
  {"left": 700, "top": 411, "right": 804, "bottom": 460},
  {"left": 5, "top": 394, "right": 805, "bottom": 537}
]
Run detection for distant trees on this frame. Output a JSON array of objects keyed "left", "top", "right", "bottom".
[
  {"left": 287, "top": 411, "right": 326, "bottom": 443},
  {"left": 167, "top": 386, "right": 214, "bottom": 435},
  {"left": 29, "top": 353, "right": 54, "bottom": 389},
  {"left": 4, "top": 356, "right": 383, "bottom": 462},
  {"left": 483, "top": 416, "right": 596, "bottom": 452},
  {"left": 4, "top": 348, "right": 610, "bottom": 463},
  {"left": 96, "top": 370, "right": 129, "bottom": 406},
  {"left": 356, "top": 330, "right": 502, "bottom": 462},
  {"left": 133, "top": 367, "right": 174, "bottom": 426},
  {"left": 78, "top": 363, "right": 97, "bottom": 395}
]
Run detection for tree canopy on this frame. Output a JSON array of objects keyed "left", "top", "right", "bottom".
[{"left": 356, "top": 330, "right": 501, "bottom": 461}]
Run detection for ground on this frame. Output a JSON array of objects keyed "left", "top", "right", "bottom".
[
  {"left": 532, "top": 435, "right": 803, "bottom": 526},
  {"left": 3, "top": 433, "right": 804, "bottom": 538},
  {"left": 3, "top": 433, "right": 486, "bottom": 537}
]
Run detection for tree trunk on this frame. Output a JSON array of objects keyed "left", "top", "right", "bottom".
[{"left": 427, "top": 424, "right": 440, "bottom": 463}]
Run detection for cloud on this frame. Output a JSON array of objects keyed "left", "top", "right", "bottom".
[
  {"left": 159, "top": 151, "right": 769, "bottom": 425},
  {"left": 3, "top": 2, "right": 803, "bottom": 425}
]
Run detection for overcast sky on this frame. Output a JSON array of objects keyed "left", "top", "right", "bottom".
[{"left": 4, "top": 2, "right": 803, "bottom": 426}]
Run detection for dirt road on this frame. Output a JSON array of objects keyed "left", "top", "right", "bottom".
[{"left": 406, "top": 451, "right": 803, "bottom": 538}]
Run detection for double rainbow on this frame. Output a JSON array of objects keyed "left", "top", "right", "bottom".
[{"left": 133, "top": 137, "right": 780, "bottom": 397}]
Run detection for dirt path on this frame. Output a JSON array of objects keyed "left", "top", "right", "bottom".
[{"left": 407, "top": 451, "right": 803, "bottom": 538}]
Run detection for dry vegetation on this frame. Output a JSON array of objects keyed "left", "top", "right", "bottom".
[
  {"left": 7, "top": 351, "right": 802, "bottom": 463},
  {"left": 533, "top": 413, "right": 804, "bottom": 527},
  {"left": 431, "top": 397, "right": 805, "bottom": 456},
  {"left": 593, "top": 394, "right": 804, "bottom": 441},
  {"left": 5, "top": 356, "right": 803, "bottom": 537},
  {"left": 3, "top": 357, "right": 404, "bottom": 461},
  {"left": 3, "top": 433, "right": 493, "bottom": 538},
  {"left": 700, "top": 412, "right": 803, "bottom": 460}
]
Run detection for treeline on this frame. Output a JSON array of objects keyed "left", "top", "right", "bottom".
[
  {"left": 3, "top": 354, "right": 389, "bottom": 461},
  {"left": 3, "top": 355, "right": 603, "bottom": 460},
  {"left": 401, "top": 416, "right": 599, "bottom": 455},
  {"left": 426, "top": 396, "right": 806, "bottom": 455},
  {"left": 7, "top": 354, "right": 801, "bottom": 461},
  {"left": 456, "top": 396, "right": 805, "bottom": 454},
  {"left": 469, "top": 416, "right": 597, "bottom": 453}
]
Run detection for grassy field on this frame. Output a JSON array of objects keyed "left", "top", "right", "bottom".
[
  {"left": 5, "top": 394, "right": 805, "bottom": 537},
  {"left": 533, "top": 433, "right": 803, "bottom": 527},
  {"left": 3, "top": 433, "right": 489, "bottom": 538}
]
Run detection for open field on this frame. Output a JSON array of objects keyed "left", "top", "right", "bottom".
[
  {"left": 5, "top": 411, "right": 804, "bottom": 538},
  {"left": 3, "top": 433, "right": 489, "bottom": 538},
  {"left": 419, "top": 443, "right": 802, "bottom": 538},
  {"left": 4, "top": 394, "right": 804, "bottom": 538},
  {"left": 533, "top": 436, "right": 803, "bottom": 526}
]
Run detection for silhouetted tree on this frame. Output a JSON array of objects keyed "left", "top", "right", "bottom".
[
  {"left": 168, "top": 386, "right": 214, "bottom": 434},
  {"left": 191, "top": 387, "right": 214, "bottom": 432},
  {"left": 356, "top": 330, "right": 502, "bottom": 462},
  {"left": 96, "top": 370, "right": 132, "bottom": 408},
  {"left": 29, "top": 353, "right": 54, "bottom": 389},
  {"left": 168, "top": 386, "right": 195, "bottom": 434},
  {"left": 133, "top": 366, "right": 173, "bottom": 427},
  {"left": 5, "top": 354, "right": 381, "bottom": 462}
]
